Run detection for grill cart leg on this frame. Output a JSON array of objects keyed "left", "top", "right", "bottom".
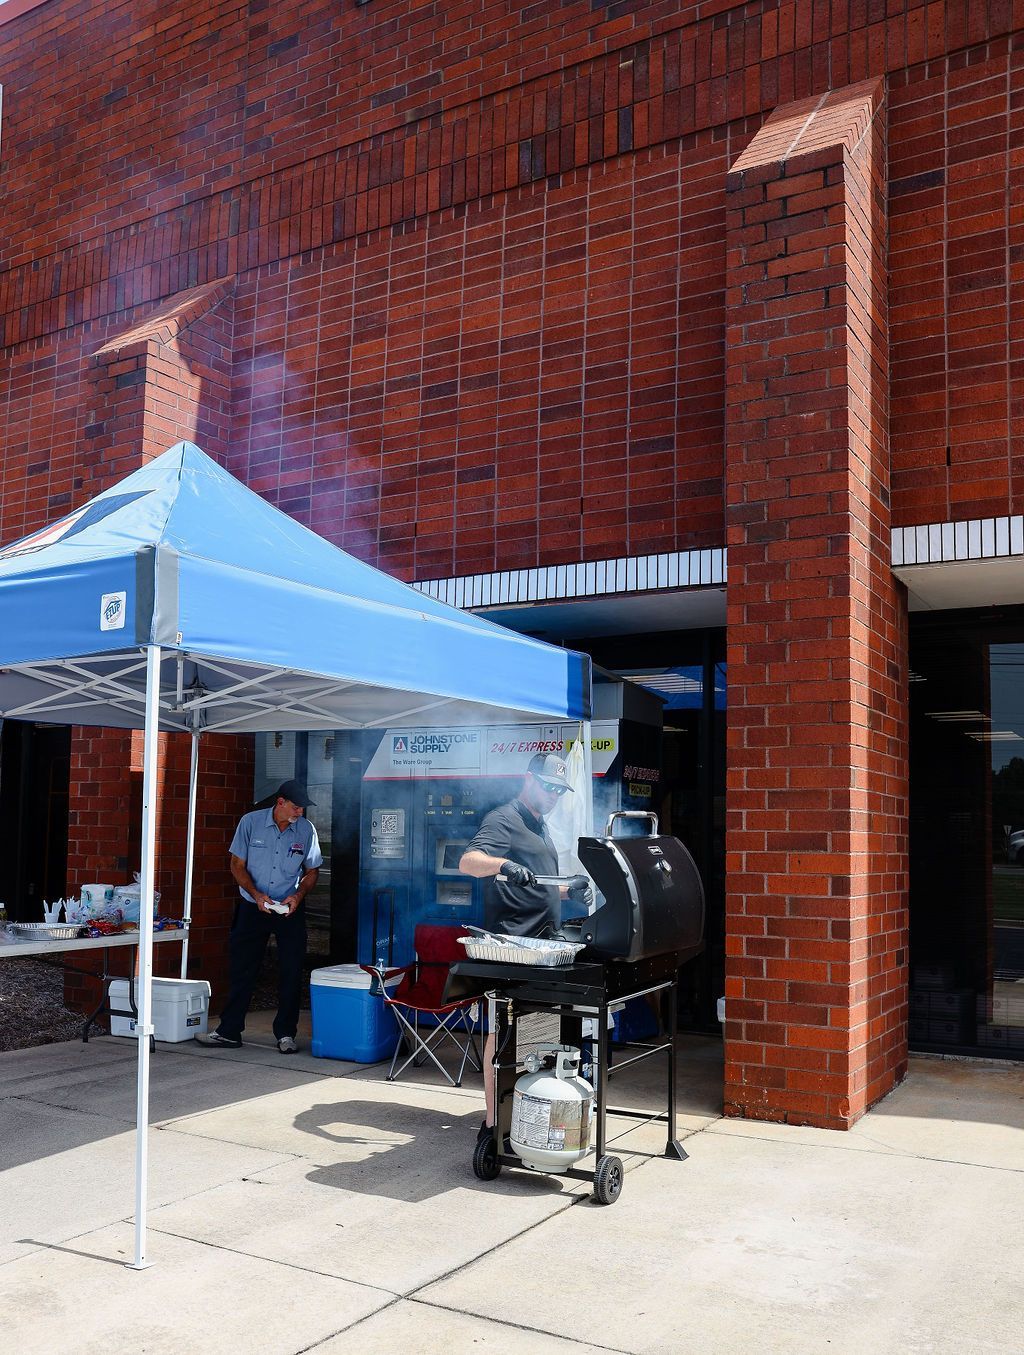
[
  {"left": 595, "top": 998, "right": 609, "bottom": 1161},
  {"left": 665, "top": 977, "right": 687, "bottom": 1161},
  {"left": 472, "top": 1000, "right": 508, "bottom": 1182},
  {"left": 589, "top": 1001, "right": 625, "bottom": 1201},
  {"left": 483, "top": 999, "right": 520, "bottom": 1170},
  {"left": 496, "top": 1000, "right": 520, "bottom": 1158}
]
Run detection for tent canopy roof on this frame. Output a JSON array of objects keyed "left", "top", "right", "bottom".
[{"left": 0, "top": 443, "right": 591, "bottom": 733}]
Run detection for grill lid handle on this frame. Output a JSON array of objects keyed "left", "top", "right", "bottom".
[{"left": 604, "top": 810, "right": 660, "bottom": 837}]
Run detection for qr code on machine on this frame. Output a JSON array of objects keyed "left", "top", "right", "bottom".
[{"left": 379, "top": 812, "right": 400, "bottom": 835}]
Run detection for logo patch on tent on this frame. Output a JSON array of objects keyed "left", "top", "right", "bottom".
[
  {"left": 392, "top": 736, "right": 408, "bottom": 752},
  {"left": 100, "top": 592, "right": 126, "bottom": 630},
  {"left": 0, "top": 491, "right": 152, "bottom": 559}
]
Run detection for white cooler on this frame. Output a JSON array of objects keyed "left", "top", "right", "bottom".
[{"left": 109, "top": 977, "right": 211, "bottom": 1042}]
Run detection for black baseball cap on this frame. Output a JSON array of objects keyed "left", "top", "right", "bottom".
[
  {"left": 527, "top": 752, "right": 573, "bottom": 791},
  {"left": 254, "top": 778, "right": 316, "bottom": 810}
]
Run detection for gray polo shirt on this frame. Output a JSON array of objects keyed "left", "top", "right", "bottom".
[
  {"left": 464, "top": 798, "right": 560, "bottom": 937},
  {"left": 229, "top": 808, "right": 323, "bottom": 903}
]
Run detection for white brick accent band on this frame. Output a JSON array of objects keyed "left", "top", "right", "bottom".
[
  {"left": 414, "top": 548, "right": 727, "bottom": 610},
  {"left": 892, "top": 516, "right": 1024, "bottom": 567}
]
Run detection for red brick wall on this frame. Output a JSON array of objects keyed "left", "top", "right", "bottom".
[
  {"left": 5, "top": 2, "right": 1019, "bottom": 277},
  {"left": 0, "top": 329, "right": 96, "bottom": 546},
  {"left": 3, "top": 2, "right": 1023, "bottom": 558},
  {"left": 228, "top": 140, "right": 736, "bottom": 577},
  {"left": 889, "top": 37, "right": 1024, "bottom": 523},
  {"left": 64, "top": 728, "right": 253, "bottom": 1019},
  {"left": 145, "top": 730, "right": 255, "bottom": 1005}
]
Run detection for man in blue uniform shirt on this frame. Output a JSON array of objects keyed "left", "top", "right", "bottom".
[{"left": 196, "top": 778, "right": 322, "bottom": 1054}]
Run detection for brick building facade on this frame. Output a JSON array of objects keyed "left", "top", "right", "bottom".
[{"left": 2, "top": 0, "right": 1022, "bottom": 1127}]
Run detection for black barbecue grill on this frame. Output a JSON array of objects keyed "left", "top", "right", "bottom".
[
  {"left": 562, "top": 812, "right": 705, "bottom": 963},
  {"left": 445, "top": 811, "right": 706, "bottom": 1204}
]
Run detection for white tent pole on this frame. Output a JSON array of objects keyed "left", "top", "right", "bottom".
[
  {"left": 129, "top": 643, "right": 160, "bottom": 1271},
  {"left": 581, "top": 719, "right": 595, "bottom": 837},
  {"left": 180, "top": 728, "right": 200, "bottom": 979}
]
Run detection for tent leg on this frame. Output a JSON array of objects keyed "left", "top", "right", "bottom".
[
  {"left": 581, "top": 719, "right": 595, "bottom": 837},
  {"left": 180, "top": 729, "right": 199, "bottom": 979},
  {"left": 128, "top": 644, "right": 160, "bottom": 1272}
]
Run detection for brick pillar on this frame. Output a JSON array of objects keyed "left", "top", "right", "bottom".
[
  {"left": 65, "top": 278, "right": 245, "bottom": 1017},
  {"left": 88, "top": 276, "right": 235, "bottom": 478},
  {"left": 64, "top": 728, "right": 253, "bottom": 1016},
  {"left": 723, "top": 81, "right": 909, "bottom": 1129},
  {"left": 140, "top": 730, "right": 254, "bottom": 1008}
]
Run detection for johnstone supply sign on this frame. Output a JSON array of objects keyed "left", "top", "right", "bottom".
[
  {"left": 388, "top": 730, "right": 481, "bottom": 773},
  {"left": 365, "top": 724, "right": 619, "bottom": 780}
]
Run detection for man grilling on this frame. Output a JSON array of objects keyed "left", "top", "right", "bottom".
[{"left": 459, "top": 752, "right": 591, "bottom": 1142}]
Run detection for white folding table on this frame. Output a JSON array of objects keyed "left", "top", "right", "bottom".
[{"left": 0, "top": 927, "right": 188, "bottom": 1040}]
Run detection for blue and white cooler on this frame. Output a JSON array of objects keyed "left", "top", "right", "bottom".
[{"left": 310, "top": 963, "right": 400, "bottom": 1063}]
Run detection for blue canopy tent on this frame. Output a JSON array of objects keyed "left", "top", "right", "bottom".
[{"left": 0, "top": 442, "right": 591, "bottom": 1267}]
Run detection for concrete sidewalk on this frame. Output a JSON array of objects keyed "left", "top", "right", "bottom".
[{"left": 0, "top": 1020, "right": 1021, "bottom": 1355}]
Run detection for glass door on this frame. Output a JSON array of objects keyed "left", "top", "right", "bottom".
[{"left": 909, "top": 615, "right": 1024, "bottom": 1058}]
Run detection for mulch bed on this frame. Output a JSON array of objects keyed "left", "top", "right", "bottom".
[{"left": 0, "top": 959, "right": 85, "bottom": 1052}]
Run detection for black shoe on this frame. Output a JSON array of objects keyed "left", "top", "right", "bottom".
[{"left": 195, "top": 1030, "right": 242, "bottom": 1048}]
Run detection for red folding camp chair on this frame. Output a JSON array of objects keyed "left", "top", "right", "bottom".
[{"left": 363, "top": 924, "right": 481, "bottom": 1087}]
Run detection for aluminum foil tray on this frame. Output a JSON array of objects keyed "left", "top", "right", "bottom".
[
  {"left": 6, "top": 921, "right": 85, "bottom": 941},
  {"left": 457, "top": 932, "right": 585, "bottom": 967}
]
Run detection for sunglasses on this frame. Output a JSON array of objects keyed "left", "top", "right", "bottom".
[{"left": 535, "top": 778, "right": 568, "bottom": 795}]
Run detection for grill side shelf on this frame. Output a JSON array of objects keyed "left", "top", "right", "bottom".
[{"left": 445, "top": 959, "right": 606, "bottom": 1006}]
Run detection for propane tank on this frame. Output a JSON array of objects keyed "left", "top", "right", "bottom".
[{"left": 509, "top": 1044, "right": 595, "bottom": 1173}]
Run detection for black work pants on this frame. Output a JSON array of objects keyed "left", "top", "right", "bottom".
[{"left": 218, "top": 898, "right": 306, "bottom": 1041}]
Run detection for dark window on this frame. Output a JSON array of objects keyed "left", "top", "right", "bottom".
[
  {"left": 584, "top": 629, "right": 726, "bottom": 1032},
  {"left": 909, "top": 610, "right": 1024, "bottom": 1059}
]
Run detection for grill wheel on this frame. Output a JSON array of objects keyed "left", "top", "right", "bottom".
[
  {"left": 473, "top": 1135, "right": 502, "bottom": 1181},
  {"left": 593, "top": 1153, "right": 623, "bottom": 1204}
]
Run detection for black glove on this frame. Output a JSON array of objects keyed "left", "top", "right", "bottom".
[
  {"left": 566, "top": 874, "right": 594, "bottom": 908},
  {"left": 499, "top": 860, "right": 536, "bottom": 889}
]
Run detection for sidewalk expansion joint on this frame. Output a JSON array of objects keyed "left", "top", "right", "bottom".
[
  {"left": 289, "top": 1192, "right": 632, "bottom": 1355},
  {"left": 8, "top": 1091, "right": 138, "bottom": 1125},
  {"left": 408, "top": 1295, "right": 636, "bottom": 1354},
  {"left": 145, "top": 1222, "right": 401, "bottom": 1295},
  {"left": 706, "top": 1121, "right": 1024, "bottom": 1173}
]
